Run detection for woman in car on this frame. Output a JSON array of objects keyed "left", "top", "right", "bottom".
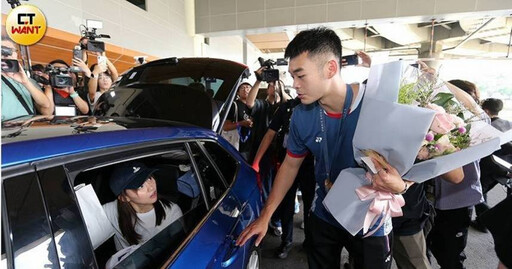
[{"left": 103, "top": 161, "right": 183, "bottom": 251}]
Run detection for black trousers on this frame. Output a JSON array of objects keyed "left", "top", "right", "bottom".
[
  {"left": 474, "top": 174, "right": 500, "bottom": 217},
  {"left": 308, "top": 214, "right": 393, "bottom": 269},
  {"left": 427, "top": 207, "right": 471, "bottom": 269}
]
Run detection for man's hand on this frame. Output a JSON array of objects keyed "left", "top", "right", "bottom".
[
  {"left": 254, "top": 66, "right": 266, "bottom": 81},
  {"left": 238, "top": 119, "right": 253, "bottom": 128},
  {"left": 235, "top": 216, "right": 268, "bottom": 247},
  {"left": 7, "top": 62, "right": 29, "bottom": 84},
  {"left": 367, "top": 158, "right": 412, "bottom": 193},
  {"left": 357, "top": 51, "right": 372, "bottom": 68},
  {"left": 73, "top": 58, "right": 92, "bottom": 77},
  {"left": 92, "top": 63, "right": 107, "bottom": 75}
]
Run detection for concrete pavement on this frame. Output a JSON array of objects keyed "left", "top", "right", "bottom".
[{"left": 260, "top": 184, "right": 507, "bottom": 269}]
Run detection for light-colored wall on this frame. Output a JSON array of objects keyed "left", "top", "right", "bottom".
[
  {"left": 202, "top": 35, "right": 263, "bottom": 81},
  {"left": 2, "top": 0, "right": 195, "bottom": 58},
  {"left": 195, "top": 0, "right": 512, "bottom": 34}
]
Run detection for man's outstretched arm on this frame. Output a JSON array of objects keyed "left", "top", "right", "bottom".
[{"left": 236, "top": 154, "right": 304, "bottom": 247}]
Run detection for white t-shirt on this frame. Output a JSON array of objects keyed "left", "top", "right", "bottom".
[{"left": 102, "top": 200, "right": 183, "bottom": 251}]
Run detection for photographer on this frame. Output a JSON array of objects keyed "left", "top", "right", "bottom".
[
  {"left": 1, "top": 38, "right": 52, "bottom": 121},
  {"left": 87, "top": 52, "right": 118, "bottom": 108},
  {"left": 44, "top": 59, "right": 89, "bottom": 115}
]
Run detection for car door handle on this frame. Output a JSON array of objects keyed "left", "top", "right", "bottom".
[
  {"left": 230, "top": 208, "right": 240, "bottom": 218},
  {"left": 221, "top": 235, "right": 240, "bottom": 267}
]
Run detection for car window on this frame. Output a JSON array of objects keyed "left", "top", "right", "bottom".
[
  {"left": 188, "top": 142, "right": 229, "bottom": 206},
  {"left": 2, "top": 173, "right": 59, "bottom": 268},
  {"left": 37, "top": 166, "right": 96, "bottom": 268},
  {"left": 94, "top": 84, "right": 214, "bottom": 130},
  {"left": 72, "top": 144, "right": 210, "bottom": 269},
  {"left": 201, "top": 141, "right": 238, "bottom": 185}
]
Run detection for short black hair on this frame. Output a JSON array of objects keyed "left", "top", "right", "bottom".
[
  {"left": 284, "top": 27, "right": 342, "bottom": 66},
  {"left": 48, "top": 59, "right": 70, "bottom": 68},
  {"left": 481, "top": 98, "right": 503, "bottom": 116},
  {"left": 31, "top": 64, "right": 45, "bottom": 72}
]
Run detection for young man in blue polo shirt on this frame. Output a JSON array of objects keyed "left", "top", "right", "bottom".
[{"left": 236, "top": 27, "right": 410, "bottom": 269}]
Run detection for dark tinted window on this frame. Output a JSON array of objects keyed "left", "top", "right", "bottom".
[
  {"left": 94, "top": 85, "right": 213, "bottom": 129},
  {"left": 37, "top": 166, "right": 96, "bottom": 268},
  {"left": 126, "top": 0, "right": 145, "bottom": 10},
  {"left": 202, "top": 141, "right": 238, "bottom": 185},
  {"left": 3, "top": 173, "right": 59, "bottom": 268},
  {"left": 189, "top": 142, "right": 228, "bottom": 206}
]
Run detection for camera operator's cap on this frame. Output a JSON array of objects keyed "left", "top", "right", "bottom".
[
  {"left": 239, "top": 81, "right": 252, "bottom": 88},
  {"left": 109, "top": 161, "right": 158, "bottom": 196}
]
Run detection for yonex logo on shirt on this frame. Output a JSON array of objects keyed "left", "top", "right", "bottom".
[{"left": 133, "top": 167, "right": 140, "bottom": 173}]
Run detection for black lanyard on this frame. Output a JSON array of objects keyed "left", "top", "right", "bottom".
[{"left": 319, "top": 85, "right": 353, "bottom": 186}]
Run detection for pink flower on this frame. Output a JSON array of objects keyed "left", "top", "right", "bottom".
[
  {"left": 458, "top": 127, "right": 466, "bottom": 134},
  {"left": 425, "top": 132, "right": 434, "bottom": 142},
  {"left": 426, "top": 104, "right": 455, "bottom": 134},
  {"left": 448, "top": 114, "right": 465, "bottom": 128},
  {"left": 430, "top": 113, "right": 455, "bottom": 134}
]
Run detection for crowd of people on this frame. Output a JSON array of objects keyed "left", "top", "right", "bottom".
[
  {"left": 2, "top": 26, "right": 511, "bottom": 269},
  {"left": 231, "top": 28, "right": 512, "bottom": 269},
  {"left": 1, "top": 35, "right": 118, "bottom": 120}
]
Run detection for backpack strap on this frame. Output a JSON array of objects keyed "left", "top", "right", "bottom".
[{"left": 2, "top": 75, "right": 34, "bottom": 115}]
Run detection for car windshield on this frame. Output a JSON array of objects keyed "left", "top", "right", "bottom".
[{"left": 94, "top": 58, "right": 249, "bottom": 132}]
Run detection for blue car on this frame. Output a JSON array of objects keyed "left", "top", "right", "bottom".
[{"left": 1, "top": 58, "right": 262, "bottom": 268}]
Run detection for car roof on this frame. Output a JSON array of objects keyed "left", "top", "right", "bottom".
[{"left": 1, "top": 116, "right": 217, "bottom": 168}]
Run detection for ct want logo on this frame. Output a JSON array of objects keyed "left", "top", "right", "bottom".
[{"left": 5, "top": 4, "right": 47, "bottom": 46}]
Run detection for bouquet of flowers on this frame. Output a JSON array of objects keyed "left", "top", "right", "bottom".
[
  {"left": 398, "top": 67, "right": 474, "bottom": 161},
  {"left": 323, "top": 61, "right": 503, "bottom": 236}
]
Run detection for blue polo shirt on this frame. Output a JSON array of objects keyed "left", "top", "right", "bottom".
[{"left": 287, "top": 86, "right": 391, "bottom": 236}]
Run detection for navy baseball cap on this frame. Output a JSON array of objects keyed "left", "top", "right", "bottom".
[{"left": 109, "top": 161, "right": 158, "bottom": 196}]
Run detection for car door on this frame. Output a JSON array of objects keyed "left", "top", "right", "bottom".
[
  {"left": 1, "top": 165, "right": 95, "bottom": 268},
  {"left": 168, "top": 141, "right": 246, "bottom": 268}
]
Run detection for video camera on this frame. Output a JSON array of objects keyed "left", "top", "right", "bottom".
[
  {"left": 45, "top": 64, "right": 80, "bottom": 88},
  {"left": 1, "top": 46, "right": 19, "bottom": 73},
  {"left": 257, "top": 57, "right": 288, "bottom": 82},
  {"left": 258, "top": 57, "right": 278, "bottom": 82},
  {"left": 80, "top": 19, "right": 110, "bottom": 53}
]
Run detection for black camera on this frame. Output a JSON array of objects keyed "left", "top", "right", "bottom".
[
  {"left": 1, "top": 59, "right": 19, "bottom": 73},
  {"left": 32, "top": 73, "right": 49, "bottom": 85},
  {"left": 81, "top": 20, "right": 110, "bottom": 53},
  {"left": 1, "top": 46, "right": 20, "bottom": 73},
  {"left": 46, "top": 64, "right": 79, "bottom": 88},
  {"left": 258, "top": 57, "right": 279, "bottom": 82}
]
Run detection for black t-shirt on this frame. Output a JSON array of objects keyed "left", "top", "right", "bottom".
[
  {"left": 480, "top": 195, "right": 512, "bottom": 268},
  {"left": 269, "top": 98, "right": 314, "bottom": 167},
  {"left": 250, "top": 99, "right": 279, "bottom": 161},
  {"left": 392, "top": 182, "right": 430, "bottom": 236}
]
